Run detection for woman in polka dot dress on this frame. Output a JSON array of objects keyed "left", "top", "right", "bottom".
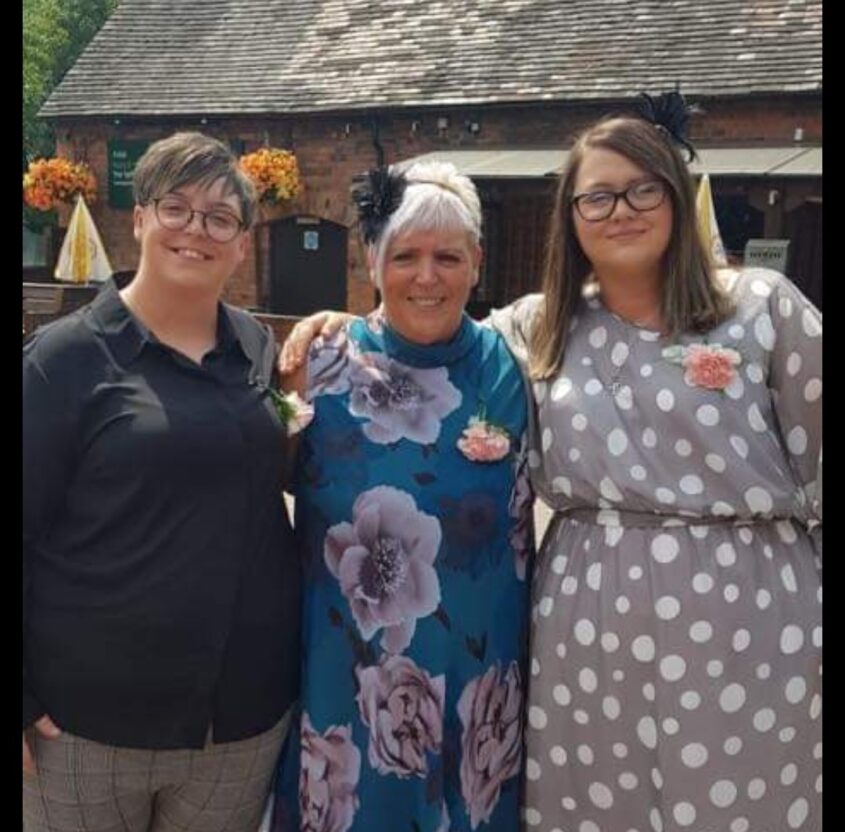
[{"left": 490, "top": 109, "right": 822, "bottom": 831}]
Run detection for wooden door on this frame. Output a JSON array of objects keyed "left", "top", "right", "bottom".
[
  {"left": 269, "top": 216, "right": 348, "bottom": 315},
  {"left": 785, "top": 200, "right": 822, "bottom": 309}
]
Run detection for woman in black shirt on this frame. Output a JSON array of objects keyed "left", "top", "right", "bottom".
[{"left": 23, "top": 132, "right": 301, "bottom": 832}]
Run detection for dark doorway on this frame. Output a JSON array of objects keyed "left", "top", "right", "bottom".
[
  {"left": 785, "top": 200, "right": 822, "bottom": 309},
  {"left": 469, "top": 181, "right": 555, "bottom": 318},
  {"left": 269, "top": 216, "right": 348, "bottom": 315},
  {"left": 713, "top": 193, "right": 765, "bottom": 262}
]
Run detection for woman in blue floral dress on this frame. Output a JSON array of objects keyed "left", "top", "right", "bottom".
[{"left": 272, "top": 161, "right": 533, "bottom": 832}]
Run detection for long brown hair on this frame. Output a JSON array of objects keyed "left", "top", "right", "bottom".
[{"left": 529, "top": 116, "right": 734, "bottom": 379}]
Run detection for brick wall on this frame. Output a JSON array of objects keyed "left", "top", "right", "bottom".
[{"left": 53, "top": 95, "right": 821, "bottom": 317}]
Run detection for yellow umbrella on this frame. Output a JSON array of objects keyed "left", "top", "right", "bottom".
[
  {"left": 54, "top": 195, "right": 113, "bottom": 284},
  {"left": 696, "top": 174, "right": 728, "bottom": 267}
]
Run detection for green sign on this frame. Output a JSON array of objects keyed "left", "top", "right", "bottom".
[{"left": 108, "top": 140, "right": 149, "bottom": 209}]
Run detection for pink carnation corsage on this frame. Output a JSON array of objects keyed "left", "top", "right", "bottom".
[
  {"left": 457, "top": 417, "right": 511, "bottom": 462},
  {"left": 268, "top": 389, "right": 315, "bottom": 435},
  {"left": 662, "top": 342, "right": 742, "bottom": 391}
]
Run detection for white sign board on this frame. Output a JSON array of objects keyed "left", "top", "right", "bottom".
[{"left": 744, "top": 239, "right": 790, "bottom": 274}]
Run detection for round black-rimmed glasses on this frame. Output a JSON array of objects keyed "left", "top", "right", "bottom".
[
  {"left": 151, "top": 196, "right": 245, "bottom": 243},
  {"left": 571, "top": 179, "right": 668, "bottom": 222}
]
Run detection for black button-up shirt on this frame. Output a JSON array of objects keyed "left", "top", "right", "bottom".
[{"left": 23, "top": 281, "right": 301, "bottom": 749}]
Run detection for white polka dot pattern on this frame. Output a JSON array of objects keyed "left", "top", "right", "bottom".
[
  {"left": 611, "top": 341, "right": 629, "bottom": 366},
  {"left": 589, "top": 326, "right": 607, "bottom": 348},
  {"left": 608, "top": 428, "right": 628, "bottom": 456},
  {"left": 656, "top": 389, "right": 675, "bottom": 411},
  {"left": 551, "top": 377, "right": 573, "bottom": 401},
  {"left": 490, "top": 273, "right": 821, "bottom": 832}
]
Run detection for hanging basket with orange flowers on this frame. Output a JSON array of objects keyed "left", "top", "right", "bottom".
[
  {"left": 239, "top": 147, "right": 301, "bottom": 204},
  {"left": 23, "top": 157, "right": 98, "bottom": 212}
]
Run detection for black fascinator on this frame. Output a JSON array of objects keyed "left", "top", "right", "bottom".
[
  {"left": 635, "top": 91, "right": 698, "bottom": 162},
  {"left": 352, "top": 167, "right": 407, "bottom": 245}
]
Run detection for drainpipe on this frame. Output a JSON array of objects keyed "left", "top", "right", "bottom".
[
  {"left": 366, "top": 115, "right": 384, "bottom": 308},
  {"left": 369, "top": 116, "right": 384, "bottom": 168}
]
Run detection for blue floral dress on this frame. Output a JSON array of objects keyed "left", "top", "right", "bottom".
[{"left": 273, "top": 310, "right": 533, "bottom": 832}]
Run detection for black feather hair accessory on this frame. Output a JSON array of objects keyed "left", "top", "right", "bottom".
[
  {"left": 352, "top": 166, "right": 408, "bottom": 245},
  {"left": 636, "top": 91, "right": 698, "bottom": 162}
]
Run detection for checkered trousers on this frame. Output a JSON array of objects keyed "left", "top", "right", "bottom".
[{"left": 23, "top": 707, "right": 292, "bottom": 832}]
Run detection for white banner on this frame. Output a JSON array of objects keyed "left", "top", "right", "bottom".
[
  {"left": 54, "top": 195, "right": 113, "bottom": 284},
  {"left": 696, "top": 174, "right": 728, "bottom": 267}
]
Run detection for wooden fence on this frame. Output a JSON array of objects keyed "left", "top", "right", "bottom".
[{"left": 23, "top": 281, "right": 300, "bottom": 345}]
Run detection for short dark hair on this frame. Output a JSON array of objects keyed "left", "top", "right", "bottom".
[{"left": 132, "top": 132, "right": 257, "bottom": 228}]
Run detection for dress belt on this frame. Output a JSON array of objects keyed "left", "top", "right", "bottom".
[{"left": 552, "top": 507, "right": 791, "bottom": 530}]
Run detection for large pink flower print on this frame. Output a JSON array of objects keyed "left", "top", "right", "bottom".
[
  {"left": 299, "top": 712, "right": 361, "bottom": 832},
  {"left": 347, "top": 352, "right": 462, "bottom": 445},
  {"left": 325, "top": 486, "right": 442, "bottom": 653},
  {"left": 356, "top": 654, "right": 445, "bottom": 778},
  {"left": 457, "top": 662, "right": 524, "bottom": 830}
]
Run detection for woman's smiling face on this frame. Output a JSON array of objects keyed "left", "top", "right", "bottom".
[
  {"left": 377, "top": 227, "right": 481, "bottom": 345},
  {"left": 572, "top": 147, "right": 673, "bottom": 280},
  {"left": 133, "top": 177, "right": 249, "bottom": 294}
]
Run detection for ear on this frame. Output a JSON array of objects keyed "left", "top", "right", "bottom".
[
  {"left": 132, "top": 204, "right": 145, "bottom": 243},
  {"left": 233, "top": 229, "right": 251, "bottom": 265},
  {"left": 470, "top": 243, "right": 482, "bottom": 287}
]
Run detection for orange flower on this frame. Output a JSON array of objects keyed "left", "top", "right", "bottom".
[
  {"left": 22, "top": 157, "right": 97, "bottom": 212},
  {"left": 239, "top": 147, "right": 301, "bottom": 204}
]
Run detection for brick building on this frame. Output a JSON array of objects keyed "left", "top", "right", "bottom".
[{"left": 36, "top": 0, "right": 822, "bottom": 324}]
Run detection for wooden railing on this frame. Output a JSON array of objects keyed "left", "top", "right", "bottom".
[
  {"left": 23, "top": 283, "right": 98, "bottom": 337},
  {"left": 23, "top": 281, "right": 301, "bottom": 345}
]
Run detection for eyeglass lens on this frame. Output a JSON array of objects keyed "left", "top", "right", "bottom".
[
  {"left": 154, "top": 198, "right": 243, "bottom": 241},
  {"left": 575, "top": 180, "right": 665, "bottom": 221}
]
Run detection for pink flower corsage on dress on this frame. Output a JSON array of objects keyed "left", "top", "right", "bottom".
[
  {"left": 662, "top": 342, "right": 742, "bottom": 391},
  {"left": 457, "top": 416, "right": 511, "bottom": 462}
]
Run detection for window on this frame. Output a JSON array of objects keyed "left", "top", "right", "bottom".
[{"left": 23, "top": 224, "right": 48, "bottom": 268}]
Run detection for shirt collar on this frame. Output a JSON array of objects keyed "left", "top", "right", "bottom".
[
  {"left": 88, "top": 279, "right": 149, "bottom": 364},
  {"left": 89, "top": 279, "right": 249, "bottom": 365},
  {"left": 217, "top": 304, "right": 250, "bottom": 361}
]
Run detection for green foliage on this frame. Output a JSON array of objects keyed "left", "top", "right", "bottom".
[{"left": 23, "top": 0, "right": 119, "bottom": 165}]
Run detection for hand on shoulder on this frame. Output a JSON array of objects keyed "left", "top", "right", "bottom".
[
  {"left": 714, "top": 266, "right": 742, "bottom": 294},
  {"left": 278, "top": 310, "right": 353, "bottom": 376}
]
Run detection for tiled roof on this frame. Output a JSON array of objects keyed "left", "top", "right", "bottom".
[{"left": 41, "top": 0, "right": 822, "bottom": 118}]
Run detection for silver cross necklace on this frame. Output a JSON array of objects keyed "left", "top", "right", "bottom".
[{"left": 603, "top": 326, "right": 636, "bottom": 397}]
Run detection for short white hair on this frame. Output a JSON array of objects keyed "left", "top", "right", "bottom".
[{"left": 370, "top": 160, "right": 482, "bottom": 288}]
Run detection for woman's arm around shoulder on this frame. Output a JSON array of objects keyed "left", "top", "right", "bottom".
[
  {"left": 278, "top": 310, "right": 354, "bottom": 375},
  {"left": 484, "top": 293, "right": 544, "bottom": 372}
]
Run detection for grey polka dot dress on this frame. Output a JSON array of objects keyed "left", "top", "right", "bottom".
[{"left": 491, "top": 268, "right": 822, "bottom": 832}]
